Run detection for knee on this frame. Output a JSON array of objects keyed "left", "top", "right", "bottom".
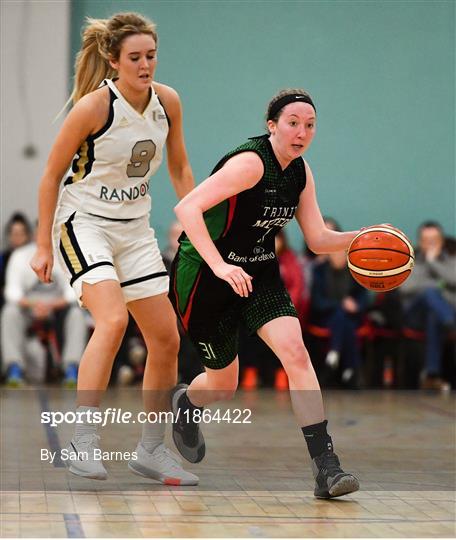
[
  {"left": 278, "top": 338, "right": 311, "bottom": 372},
  {"left": 145, "top": 325, "right": 180, "bottom": 357},
  {"left": 207, "top": 374, "right": 238, "bottom": 401},
  {"left": 165, "top": 329, "right": 180, "bottom": 356},
  {"left": 97, "top": 309, "right": 129, "bottom": 339}
]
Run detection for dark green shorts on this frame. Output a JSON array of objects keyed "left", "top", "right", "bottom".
[{"left": 169, "top": 253, "right": 297, "bottom": 369}]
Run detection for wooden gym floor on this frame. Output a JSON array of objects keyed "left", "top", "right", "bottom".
[{"left": 1, "top": 388, "right": 454, "bottom": 538}]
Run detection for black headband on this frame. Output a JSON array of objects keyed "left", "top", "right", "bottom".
[{"left": 267, "top": 94, "right": 316, "bottom": 121}]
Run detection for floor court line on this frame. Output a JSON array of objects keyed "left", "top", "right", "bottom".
[
  {"left": 1, "top": 389, "right": 453, "bottom": 538},
  {"left": 63, "top": 513, "right": 85, "bottom": 538},
  {"left": 36, "top": 388, "right": 65, "bottom": 468}
]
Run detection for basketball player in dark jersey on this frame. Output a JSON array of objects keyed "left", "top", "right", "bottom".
[{"left": 169, "top": 89, "right": 362, "bottom": 498}]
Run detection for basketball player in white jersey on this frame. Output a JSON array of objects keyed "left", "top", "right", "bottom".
[{"left": 31, "top": 12, "right": 198, "bottom": 484}]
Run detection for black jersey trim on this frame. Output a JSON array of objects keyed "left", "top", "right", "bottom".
[
  {"left": 59, "top": 241, "right": 76, "bottom": 279},
  {"left": 59, "top": 212, "right": 90, "bottom": 278},
  {"left": 64, "top": 139, "right": 94, "bottom": 186},
  {"left": 88, "top": 213, "right": 137, "bottom": 222},
  {"left": 84, "top": 138, "right": 95, "bottom": 178},
  {"left": 64, "top": 88, "right": 116, "bottom": 186},
  {"left": 88, "top": 88, "right": 117, "bottom": 141},
  {"left": 64, "top": 212, "right": 88, "bottom": 271},
  {"left": 156, "top": 94, "right": 171, "bottom": 127},
  {"left": 120, "top": 271, "right": 168, "bottom": 288},
  {"left": 69, "top": 261, "right": 115, "bottom": 286}
]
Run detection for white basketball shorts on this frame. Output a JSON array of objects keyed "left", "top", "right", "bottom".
[{"left": 53, "top": 210, "right": 169, "bottom": 307}]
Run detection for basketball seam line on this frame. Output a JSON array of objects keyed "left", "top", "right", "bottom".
[
  {"left": 349, "top": 247, "right": 414, "bottom": 258},
  {"left": 350, "top": 227, "right": 414, "bottom": 255},
  {"left": 347, "top": 261, "right": 413, "bottom": 277}
]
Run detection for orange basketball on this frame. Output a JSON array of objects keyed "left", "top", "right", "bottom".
[{"left": 347, "top": 225, "right": 414, "bottom": 291}]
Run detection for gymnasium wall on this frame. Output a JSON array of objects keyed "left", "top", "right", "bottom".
[
  {"left": 0, "top": 0, "right": 70, "bottom": 247},
  {"left": 70, "top": 0, "right": 454, "bottom": 249},
  {"left": 1, "top": 1, "right": 453, "bottom": 251}
]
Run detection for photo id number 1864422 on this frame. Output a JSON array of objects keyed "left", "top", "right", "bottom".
[{"left": 177, "top": 408, "right": 252, "bottom": 424}]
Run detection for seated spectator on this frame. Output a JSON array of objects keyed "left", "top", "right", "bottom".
[
  {"left": 0, "top": 213, "right": 32, "bottom": 307},
  {"left": 301, "top": 216, "right": 341, "bottom": 294},
  {"left": 366, "top": 289, "right": 403, "bottom": 387},
  {"left": 309, "top": 220, "right": 369, "bottom": 387},
  {"left": 400, "top": 221, "right": 455, "bottom": 391},
  {"left": 276, "top": 229, "right": 309, "bottom": 324},
  {"left": 162, "top": 221, "right": 184, "bottom": 272},
  {"left": 1, "top": 234, "right": 87, "bottom": 386}
]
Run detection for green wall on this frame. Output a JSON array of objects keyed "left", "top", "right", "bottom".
[{"left": 71, "top": 0, "right": 455, "bottom": 249}]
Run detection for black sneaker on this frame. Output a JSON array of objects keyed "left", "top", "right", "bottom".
[
  {"left": 312, "top": 451, "right": 359, "bottom": 498},
  {"left": 171, "top": 384, "right": 206, "bottom": 463}
]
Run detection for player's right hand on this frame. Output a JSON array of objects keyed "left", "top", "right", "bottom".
[
  {"left": 212, "top": 262, "right": 253, "bottom": 297},
  {"left": 30, "top": 247, "right": 54, "bottom": 284}
]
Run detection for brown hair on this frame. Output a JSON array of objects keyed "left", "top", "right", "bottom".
[
  {"left": 265, "top": 88, "right": 314, "bottom": 131},
  {"left": 71, "top": 12, "right": 157, "bottom": 104}
]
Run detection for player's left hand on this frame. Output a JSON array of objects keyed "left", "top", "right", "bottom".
[
  {"left": 30, "top": 247, "right": 54, "bottom": 283},
  {"left": 211, "top": 261, "right": 253, "bottom": 297}
]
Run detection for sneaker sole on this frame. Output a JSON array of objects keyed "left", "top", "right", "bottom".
[
  {"left": 67, "top": 464, "right": 107, "bottom": 480},
  {"left": 171, "top": 384, "right": 206, "bottom": 464},
  {"left": 315, "top": 476, "right": 360, "bottom": 499},
  {"left": 127, "top": 462, "right": 198, "bottom": 486}
]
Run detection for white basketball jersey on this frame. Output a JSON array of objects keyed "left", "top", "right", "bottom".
[{"left": 58, "top": 79, "right": 169, "bottom": 219}]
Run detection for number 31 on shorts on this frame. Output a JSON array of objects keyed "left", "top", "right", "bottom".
[{"left": 198, "top": 342, "right": 217, "bottom": 360}]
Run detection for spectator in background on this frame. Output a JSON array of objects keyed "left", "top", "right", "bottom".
[
  {"left": 310, "top": 219, "right": 369, "bottom": 387},
  {"left": 162, "top": 221, "right": 184, "bottom": 272},
  {"left": 276, "top": 229, "right": 309, "bottom": 324},
  {"left": 1, "top": 233, "right": 87, "bottom": 386},
  {"left": 301, "top": 216, "right": 340, "bottom": 294},
  {"left": 400, "top": 221, "right": 455, "bottom": 391},
  {"left": 0, "top": 213, "right": 32, "bottom": 307}
]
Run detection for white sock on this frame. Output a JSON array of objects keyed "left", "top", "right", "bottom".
[
  {"left": 74, "top": 406, "right": 100, "bottom": 441},
  {"left": 141, "top": 419, "right": 166, "bottom": 453}
]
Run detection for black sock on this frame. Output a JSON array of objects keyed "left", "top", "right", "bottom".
[{"left": 301, "top": 420, "right": 333, "bottom": 459}]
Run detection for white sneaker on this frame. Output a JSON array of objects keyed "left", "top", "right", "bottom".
[
  {"left": 325, "top": 350, "right": 340, "bottom": 369},
  {"left": 128, "top": 442, "right": 199, "bottom": 485},
  {"left": 342, "top": 368, "right": 354, "bottom": 383},
  {"left": 62, "top": 434, "right": 107, "bottom": 480},
  {"left": 117, "top": 365, "right": 135, "bottom": 386}
]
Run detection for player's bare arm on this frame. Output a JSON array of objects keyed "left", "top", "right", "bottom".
[
  {"left": 175, "top": 152, "right": 264, "bottom": 296},
  {"left": 295, "top": 161, "right": 358, "bottom": 254},
  {"left": 154, "top": 82, "right": 194, "bottom": 199},
  {"left": 31, "top": 91, "right": 108, "bottom": 283}
]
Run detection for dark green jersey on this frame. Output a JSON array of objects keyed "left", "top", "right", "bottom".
[{"left": 179, "top": 135, "right": 307, "bottom": 271}]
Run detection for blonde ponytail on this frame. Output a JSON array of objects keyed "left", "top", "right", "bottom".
[{"left": 70, "top": 18, "right": 116, "bottom": 104}]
